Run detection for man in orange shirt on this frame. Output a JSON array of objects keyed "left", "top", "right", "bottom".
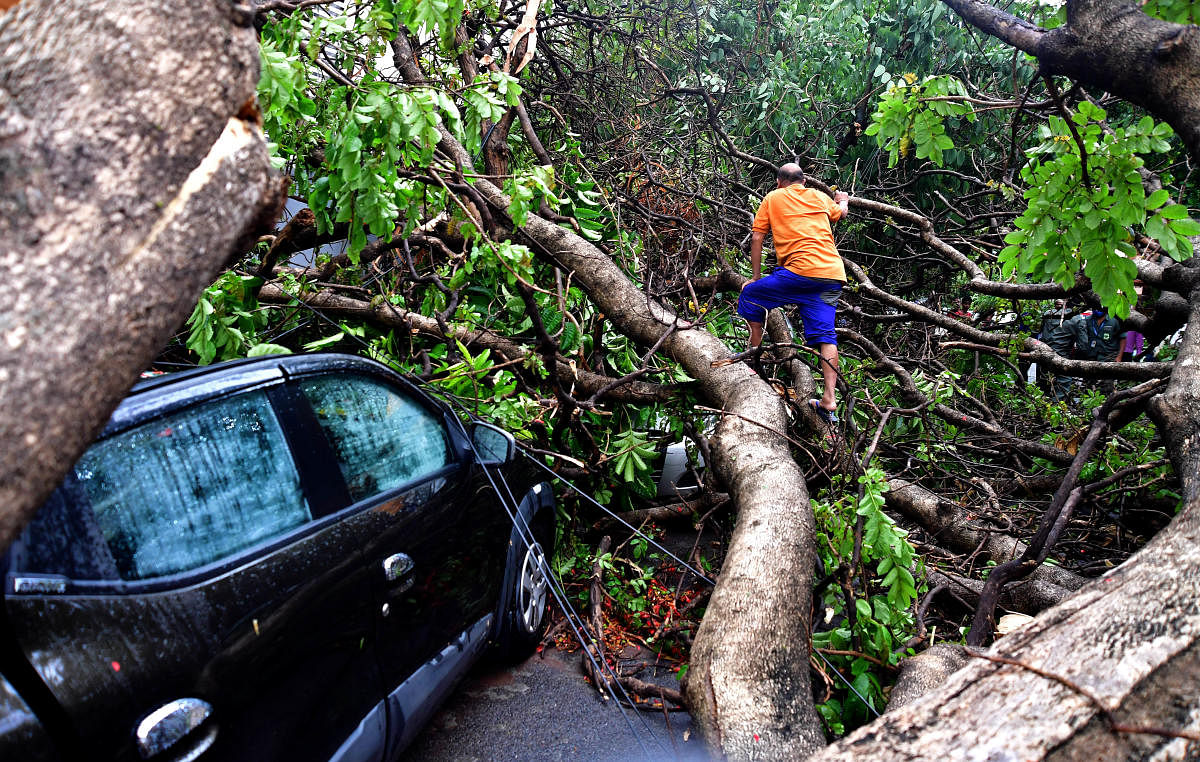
[{"left": 737, "top": 163, "right": 849, "bottom": 422}]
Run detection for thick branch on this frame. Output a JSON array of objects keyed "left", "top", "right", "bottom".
[
  {"left": 257, "top": 283, "right": 679, "bottom": 405},
  {"left": 942, "top": 0, "right": 1200, "bottom": 160}
]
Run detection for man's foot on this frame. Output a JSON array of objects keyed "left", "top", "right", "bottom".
[{"left": 808, "top": 399, "right": 838, "bottom": 425}]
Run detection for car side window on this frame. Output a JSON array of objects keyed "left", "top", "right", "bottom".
[
  {"left": 298, "top": 375, "right": 451, "bottom": 503},
  {"left": 60, "top": 390, "right": 311, "bottom": 581}
]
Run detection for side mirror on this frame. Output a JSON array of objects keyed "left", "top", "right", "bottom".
[{"left": 471, "top": 422, "right": 515, "bottom": 465}]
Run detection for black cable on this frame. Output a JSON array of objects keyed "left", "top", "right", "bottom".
[
  {"left": 451, "top": 412, "right": 670, "bottom": 760},
  {"left": 518, "top": 452, "right": 716, "bottom": 587},
  {"left": 813, "top": 649, "right": 882, "bottom": 719}
]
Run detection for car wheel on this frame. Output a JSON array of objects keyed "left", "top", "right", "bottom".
[
  {"left": 515, "top": 537, "right": 549, "bottom": 636},
  {"left": 495, "top": 503, "right": 554, "bottom": 661}
]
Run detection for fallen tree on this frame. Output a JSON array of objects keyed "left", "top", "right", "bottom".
[
  {"left": 0, "top": 0, "right": 280, "bottom": 551},
  {"left": 5, "top": 0, "right": 1200, "bottom": 759},
  {"left": 812, "top": 289, "right": 1200, "bottom": 759}
]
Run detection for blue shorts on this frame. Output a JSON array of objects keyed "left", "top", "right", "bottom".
[{"left": 737, "top": 269, "right": 842, "bottom": 346}]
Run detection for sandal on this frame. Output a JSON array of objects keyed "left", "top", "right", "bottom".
[{"left": 808, "top": 399, "right": 839, "bottom": 425}]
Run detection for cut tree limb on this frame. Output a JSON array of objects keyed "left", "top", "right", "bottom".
[
  {"left": 0, "top": 0, "right": 279, "bottom": 552},
  {"left": 886, "top": 479, "right": 1086, "bottom": 592}
]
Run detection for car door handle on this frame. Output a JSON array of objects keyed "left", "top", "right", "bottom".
[
  {"left": 383, "top": 553, "right": 414, "bottom": 582},
  {"left": 136, "top": 697, "right": 216, "bottom": 760}
]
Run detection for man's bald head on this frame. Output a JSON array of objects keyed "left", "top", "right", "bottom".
[{"left": 777, "top": 163, "right": 806, "bottom": 187}]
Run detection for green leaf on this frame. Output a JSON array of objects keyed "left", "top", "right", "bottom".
[
  {"left": 1169, "top": 217, "right": 1200, "bottom": 238},
  {"left": 855, "top": 598, "right": 872, "bottom": 620},
  {"left": 247, "top": 343, "right": 293, "bottom": 357},
  {"left": 1145, "top": 189, "right": 1170, "bottom": 210},
  {"left": 304, "top": 332, "right": 345, "bottom": 351}
]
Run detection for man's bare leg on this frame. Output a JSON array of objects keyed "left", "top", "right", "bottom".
[
  {"left": 748, "top": 321, "right": 764, "bottom": 349},
  {"left": 817, "top": 342, "right": 838, "bottom": 411}
]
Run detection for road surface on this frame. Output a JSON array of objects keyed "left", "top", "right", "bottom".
[{"left": 400, "top": 646, "right": 713, "bottom": 762}]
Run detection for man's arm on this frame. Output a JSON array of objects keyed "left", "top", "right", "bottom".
[
  {"left": 833, "top": 191, "right": 849, "bottom": 221},
  {"left": 748, "top": 231, "right": 766, "bottom": 284}
]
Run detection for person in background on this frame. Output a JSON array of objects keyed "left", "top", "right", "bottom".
[
  {"left": 737, "top": 162, "right": 849, "bottom": 423},
  {"left": 1036, "top": 299, "right": 1078, "bottom": 400},
  {"left": 1122, "top": 328, "right": 1145, "bottom": 362},
  {"left": 1123, "top": 284, "right": 1146, "bottom": 362},
  {"left": 1068, "top": 302, "right": 1126, "bottom": 395}
]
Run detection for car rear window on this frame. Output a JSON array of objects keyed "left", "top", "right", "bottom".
[
  {"left": 299, "top": 375, "right": 450, "bottom": 503},
  {"left": 63, "top": 390, "right": 311, "bottom": 580}
]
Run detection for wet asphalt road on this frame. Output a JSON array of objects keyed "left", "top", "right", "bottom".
[{"left": 399, "top": 647, "right": 714, "bottom": 762}]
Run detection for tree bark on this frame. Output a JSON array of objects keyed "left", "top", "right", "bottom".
[
  {"left": 469, "top": 180, "right": 826, "bottom": 759},
  {"left": 257, "top": 283, "right": 679, "bottom": 404},
  {"left": 0, "top": 0, "right": 279, "bottom": 551},
  {"left": 394, "top": 39, "right": 827, "bottom": 754},
  {"left": 810, "top": 288, "right": 1200, "bottom": 760},
  {"left": 941, "top": 0, "right": 1200, "bottom": 161},
  {"left": 887, "top": 479, "right": 1087, "bottom": 592}
]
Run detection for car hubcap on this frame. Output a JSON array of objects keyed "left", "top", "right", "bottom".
[{"left": 517, "top": 541, "right": 548, "bottom": 633}]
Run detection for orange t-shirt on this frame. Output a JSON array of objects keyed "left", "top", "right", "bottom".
[{"left": 752, "top": 185, "right": 845, "bottom": 281}]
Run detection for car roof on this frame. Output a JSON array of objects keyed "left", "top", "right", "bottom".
[{"left": 102, "top": 353, "right": 421, "bottom": 438}]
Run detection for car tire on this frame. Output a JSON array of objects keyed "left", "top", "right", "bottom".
[{"left": 494, "top": 497, "right": 554, "bottom": 662}]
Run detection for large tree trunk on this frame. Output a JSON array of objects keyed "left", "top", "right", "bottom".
[
  {"left": 0, "top": 0, "right": 279, "bottom": 551},
  {"left": 469, "top": 180, "right": 827, "bottom": 759},
  {"left": 810, "top": 286, "right": 1200, "bottom": 760},
  {"left": 392, "top": 33, "right": 829, "bottom": 758}
]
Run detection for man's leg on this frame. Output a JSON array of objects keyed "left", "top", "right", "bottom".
[
  {"left": 793, "top": 280, "right": 842, "bottom": 412},
  {"left": 738, "top": 276, "right": 786, "bottom": 350},
  {"left": 816, "top": 342, "right": 838, "bottom": 412},
  {"left": 748, "top": 321, "right": 764, "bottom": 349}
]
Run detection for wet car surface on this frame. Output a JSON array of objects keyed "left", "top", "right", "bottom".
[{"left": 0, "top": 353, "right": 554, "bottom": 762}]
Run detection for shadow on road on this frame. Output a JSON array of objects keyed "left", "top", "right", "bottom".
[{"left": 400, "top": 646, "right": 714, "bottom": 761}]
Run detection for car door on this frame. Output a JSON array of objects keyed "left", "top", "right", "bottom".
[
  {"left": 3, "top": 385, "right": 386, "bottom": 762},
  {"left": 290, "top": 371, "right": 511, "bottom": 752}
]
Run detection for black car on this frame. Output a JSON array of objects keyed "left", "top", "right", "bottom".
[{"left": 0, "top": 353, "right": 554, "bottom": 761}]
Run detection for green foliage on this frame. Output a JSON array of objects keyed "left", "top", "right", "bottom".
[
  {"left": 865, "top": 74, "right": 975, "bottom": 167},
  {"left": 812, "top": 469, "right": 923, "bottom": 734},
  {"left": 307, "top": 82, "right": 456, "bottom": 255},
  {"left": 607, "top": 428, "right": 658, "bottom": 499},
  {"left": 462, "top": 71, "right": 523, "bottom": 154},
  {"left": 1000, "top": 105, "right": 1196, "bottom": 318},
  {"left": 420, "top": 341, "right": 541, "bottom": 433},
  {"left": 259, "top": 40, "right": 317, "bottom": 169},
  {"left": 1141, "top": 0, "right": 1200, "bottom": 24},
  {"left": 856, "top": 468, "right": 919, "bottom": 609},
  {"left": 505, "top": 165, "right": 559, "bottom": 227},
  {"left": 379, "top": 0, "right": 466, "bottom": 49},
  {"left": 185, "top": 273, "right": 268, "bottom": 365}
]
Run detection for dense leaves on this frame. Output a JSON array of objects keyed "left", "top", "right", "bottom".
[{"left": 166, "top": 0, "right": 1198, "bottom": 743}]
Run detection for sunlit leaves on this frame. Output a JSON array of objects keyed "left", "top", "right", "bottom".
[
  {"left": 812, "top": 466, "right": 922, "bottom": 731},
  {"left": 608, "top": 429, "right": 658, "bottom": 499},
  {"left": 506, "top": 165, "right": 559, "bottom": 227},
  {"left": 856, "top": 468, "right": 918, "bottom": 610},
  {"left": 999, "top": 106, "right": 1195, "bottom": 318},
  {"left": 864, "top": 75, "right": 975, "bottom": 168},
  {"left": 185, "top": 273, "right": 268, "bottom": 365},
  {"left": 461, "top": 71, "right": 523, "bottom": 154}
]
